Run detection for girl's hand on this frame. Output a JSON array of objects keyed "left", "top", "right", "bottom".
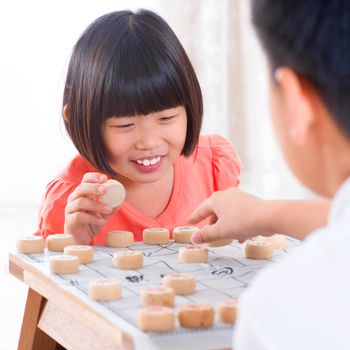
[
  {"left": 64, "top": 172, "right": 116, "bottom": 244},
  {"left": 189, "top": 188, "right": 265, "bottom": 244}
]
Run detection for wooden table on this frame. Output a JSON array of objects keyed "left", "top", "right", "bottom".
[
  {"left": 10, "top": 239, "right": 299, "bottom": 350},
  {"left": 9, "top": 253, "right": 134, "bottom": 350}
]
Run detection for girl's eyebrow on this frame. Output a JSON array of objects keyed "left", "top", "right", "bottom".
[
  {"left": 152, "top": 107, "right": 181, "bottom": 116},
  {"left": 108, "top": 107, "right": 181, "bottom": 120},
  {"left": 108, "top": 115, "right": 138, "bottom": 120}
]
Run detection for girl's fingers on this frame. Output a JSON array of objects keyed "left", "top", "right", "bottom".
[
  {"left": 66, "top": 197, "right": 113, "bottom": 216},
  {"left": 98, "top": 207, "right": 117, "bottom": 220},
  {"left": 67, "top": 182, "right": 108, "bottom": 202},
  {"left": 81, "top": 172, "right": 108, "bottom": 184},
  {"left": 69, "top": 211, "right": 107, "bottom": 227}
]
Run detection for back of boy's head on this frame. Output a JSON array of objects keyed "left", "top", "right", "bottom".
[
  {"left": 63, "top": 9, "right": 202, "bottom": 175},
  {"left": 251, "top": 0, "right": 350, "bottom": 138}
]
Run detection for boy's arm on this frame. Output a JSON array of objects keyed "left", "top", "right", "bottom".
[
  {"left": 189, "top": 187, "right": 330, "bottom": 243},
  {"left": 259, "top": 198, "right": 329, "bottom": 240}
]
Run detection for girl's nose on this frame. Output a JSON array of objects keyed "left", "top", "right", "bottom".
[{"left": 134, "top": 124, "right": 160, "bottom": 150}]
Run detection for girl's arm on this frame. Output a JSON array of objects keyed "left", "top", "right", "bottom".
[{"left": 189, "top": 187, "right": 330, "bottom": 244}]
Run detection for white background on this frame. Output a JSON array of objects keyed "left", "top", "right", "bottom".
[{"left": 0, "top": 1, "right": 310, "bottom": 348}]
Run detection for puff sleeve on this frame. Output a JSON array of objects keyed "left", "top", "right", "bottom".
[
  {"left": 209, "top": 134, "right": 242, "bottom": 190},
  {"left": 34, "top": 179, "right": 77, "bottom": 239}
]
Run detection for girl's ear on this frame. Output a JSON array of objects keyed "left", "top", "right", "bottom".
[
  {"left": 63, "top": 105, "right": 69, "bottom": 123},
  {"left": 274, "top": 67, "right": 316, "bottom": 145}
]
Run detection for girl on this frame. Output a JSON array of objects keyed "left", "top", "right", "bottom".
[{"left": 35, "top": 9, "right": 241, "bottom": 245}]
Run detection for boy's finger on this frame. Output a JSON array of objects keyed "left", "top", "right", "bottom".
[
  {"left": 191, "top": 224, "right": 219, "bottom": 244},
  {"left": 188, "top": 199, "right": 215, "bottom": 224}
]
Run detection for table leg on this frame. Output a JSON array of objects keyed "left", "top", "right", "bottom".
[{"left": 18, "top": 288, "right": 64, "bottom": 350}]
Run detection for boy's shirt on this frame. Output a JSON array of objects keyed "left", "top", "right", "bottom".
[
  {"left": 234, "top": 177, "right": 350, "bottom": 350},
  {"left": 35, "top": 134, "right": 241, "bottom": 243}
]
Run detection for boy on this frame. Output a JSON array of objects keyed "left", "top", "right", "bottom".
[{"left": 190, "top": 0, "right": 350, "bottom": 348}]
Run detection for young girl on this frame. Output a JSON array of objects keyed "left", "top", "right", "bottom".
[{"left": 35, "top": 9, "right": 241, "bottom": 245}]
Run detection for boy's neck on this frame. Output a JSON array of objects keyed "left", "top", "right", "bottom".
[{"left": 318, "top": 121, "right": 350, "bottom": 196}]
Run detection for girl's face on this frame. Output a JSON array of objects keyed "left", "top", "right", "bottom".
[{"left": 102, "top": 106, "right": 187, "bottom": 186}]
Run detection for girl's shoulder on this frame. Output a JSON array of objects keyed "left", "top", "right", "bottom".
[
  {"left": 197, "top": 133, "right": 235, "bottom": 149},
  {"left": 182, "top": 134, "right": 242, "bottom": 189},
  {"left": 196, "top": 134, "right": 241, "bottom": 166},
  {"left": 42, "top": 155, "right": 96, "bottom": 206},
  {"left": 57, "top": 155, "right": 97, "bottom": 184},
  {"left": 36, "top": 155, "right": 96, "bottom": 237}
]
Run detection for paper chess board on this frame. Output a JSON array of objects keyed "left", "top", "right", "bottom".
[{"left": 17, "top": 238, "right": 301, "bottom": 349}]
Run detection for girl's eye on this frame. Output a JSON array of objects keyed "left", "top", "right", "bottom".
[
  {"left": 159, "top": 115, "right": 175, "bottom": 122},
  {"left": 115, "top": 123, "right": 134, "bottom": 128}
]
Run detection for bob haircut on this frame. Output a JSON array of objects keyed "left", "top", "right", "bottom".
[{"left": 63, "top": 9, "right": 203, "bottom": 175}]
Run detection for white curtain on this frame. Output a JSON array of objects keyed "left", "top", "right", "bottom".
[
  {"left": 0, "top": 0, "right": 311, "bottom": 209},
  {"left": 158, "top": 0, "right": 312, "bottom": 199}
]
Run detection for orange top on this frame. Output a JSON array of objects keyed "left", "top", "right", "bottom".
[{"left": 35, "top": 134, "right": 241, "bottom": 244}]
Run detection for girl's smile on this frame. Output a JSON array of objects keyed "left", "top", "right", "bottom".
[{"left": 132, "top": 155, "right": 164, "bottom": 173}]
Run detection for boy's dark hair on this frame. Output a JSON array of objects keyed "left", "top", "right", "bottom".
[
  {"left": 63, "top": 9, "right": 203, "bottom": 175},
  {"left": 252, "top": 0, "right": 350, "bottom": 138}
]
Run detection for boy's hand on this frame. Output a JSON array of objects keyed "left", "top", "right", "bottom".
[
  {"left": 189, "top": 188, "right": 265, "bottom": 244},
  {"left": 64, "top": 172, "right": 117, "bottom": 244}
]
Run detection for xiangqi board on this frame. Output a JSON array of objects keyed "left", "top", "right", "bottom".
[{"left": 16, "top": 238, "right": 301, "bottom": 350}]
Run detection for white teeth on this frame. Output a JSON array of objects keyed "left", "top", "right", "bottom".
[{"left": 136, "top": 157, "right": 161, "bottom": 166}]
